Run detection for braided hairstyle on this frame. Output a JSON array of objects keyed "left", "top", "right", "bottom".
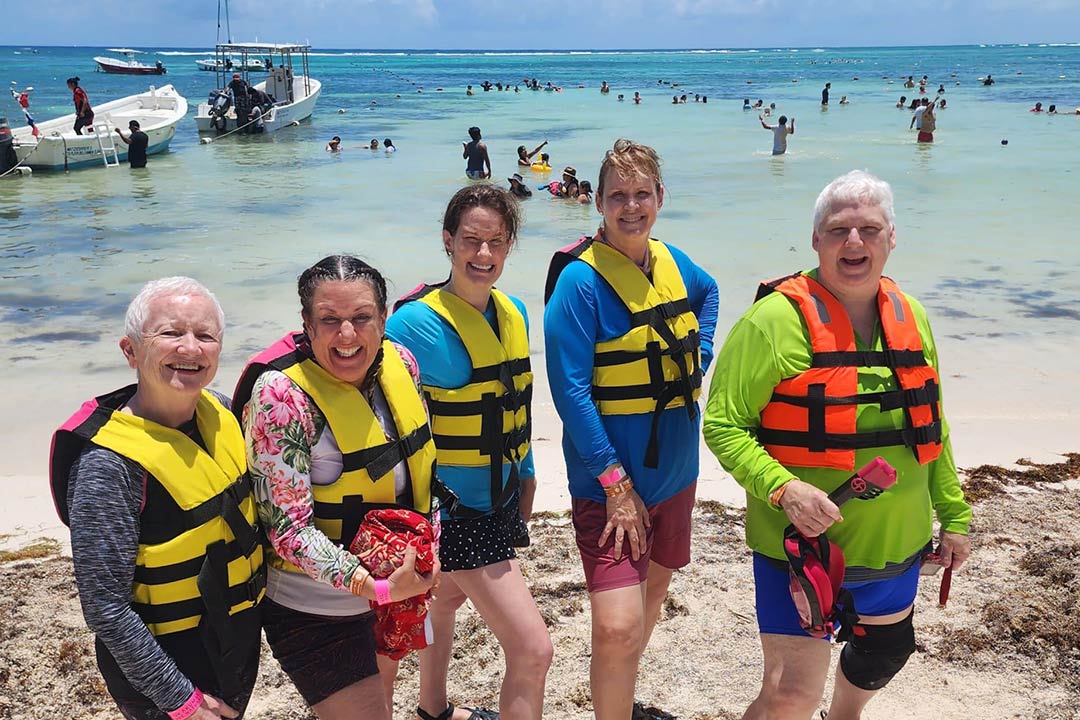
[{"left": 298, "top": 255, "right": 388, "bottom": 394}]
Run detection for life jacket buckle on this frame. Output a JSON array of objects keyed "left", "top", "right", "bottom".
[
  {"left": 243, "top": 567, "right": 267, "bottom": 603},
  {"left": 901, "top": 422, "right": 941, "bottom": 447}
]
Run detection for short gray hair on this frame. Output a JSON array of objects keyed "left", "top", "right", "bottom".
[
  {"left": 813, "top": 170, "right": 895, "bottom": 232},
  {"left": 124, "top": 276, "right": 225, "bottom": 342}
]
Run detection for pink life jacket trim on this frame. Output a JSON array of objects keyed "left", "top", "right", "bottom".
[{"left": 49, "top": 386, "right": 138, "bottom": 525}]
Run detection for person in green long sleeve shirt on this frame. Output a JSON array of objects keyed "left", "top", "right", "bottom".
[{"left": 703, "top": 170, "right": 971, "bottom": 720}]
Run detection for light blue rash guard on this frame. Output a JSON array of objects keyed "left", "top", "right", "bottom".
[{"left": 387, "top": 291, "right": 535, "bottom": 514}]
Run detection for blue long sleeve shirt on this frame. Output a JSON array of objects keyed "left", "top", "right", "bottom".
[
  {"left": 386, "top": 292, "right": 535, "bottom": 514},
  {"left": 544, "top": 241, "right": 719, "bottom": 506}
]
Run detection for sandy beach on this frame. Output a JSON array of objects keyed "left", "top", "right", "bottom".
[{"left": 3, "top": 445, "right": 1079, "bottom": 720}]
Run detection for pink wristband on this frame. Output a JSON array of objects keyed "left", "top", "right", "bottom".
[
  {"left": 598, "top": 465, "right": 626, "bottom": 488},
  {"left": 168, "top": 688, "right": 204, "bottom": 720},
  {"left": 374, "top": 578, "right": 392, "bottom": 606}
]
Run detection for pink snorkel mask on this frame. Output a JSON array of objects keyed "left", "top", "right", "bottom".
[{"left": 783, "top": 457, "right": 898, "bottom": 640}]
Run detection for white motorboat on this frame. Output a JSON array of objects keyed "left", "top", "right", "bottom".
[
  {"left": 94, "top": 48, "right": 167, "bottom": 75},
  {"left": 11, "top": 85, "right": 187, "bottom": 170},
  {"left": 194, "top": 43, "right": 320, "bottom": 135},
  {"left": 195, "top": 57, "right": 266, "bottom": 72}
]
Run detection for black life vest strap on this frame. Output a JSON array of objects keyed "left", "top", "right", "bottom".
[
  {"left": 756, "top": 422, "right": 943, "bottom": 452},
  {"left": 134, "top": 536, "right": 254, "bottom": 586},
  {"left": 636, "top": 304, "right": 699, "bottom": 419},
  {"left": 340, "top": 424, "right": 432, "bottom": 481},
  {"left": 425, "top": 384, "right": 534, "bottom": 417},
  {"left": 628, "top": 298, "right": 692, "bottom": 328},
  {"left": 429, "top": 360, "right": 531, "bottom": 520},
  {"left": 811, "top": 349, "right": 929, "bottom": 369},
  {"left": 593, "top": 330, "right": 700, "bottom": 368},
  {"left": 138, "top": 475, "right": 261, "bottom": 556},
  {"left": 132, "top": 550, "right": 265, "bottom": 628},
  {"left": 770, "top": 380, "right": 940, "bottom": 412},
  {"left": 469, "top": 357, "right": 531, "bottom": 384}
]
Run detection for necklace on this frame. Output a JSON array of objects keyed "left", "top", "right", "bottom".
[{"left": 597, "top": 228, "right": 650, "bottom": 273}]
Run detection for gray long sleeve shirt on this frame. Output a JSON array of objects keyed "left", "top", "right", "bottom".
[{"left": 67, "top": 407, "right": 222, "bottom": 713}]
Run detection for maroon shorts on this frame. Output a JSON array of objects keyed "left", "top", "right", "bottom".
[
  {"left": 917, "top": 131, "right": 934, "bottom": 143},
  {"left": 571, "top": 482, "right": 696, "bottom": 593}
]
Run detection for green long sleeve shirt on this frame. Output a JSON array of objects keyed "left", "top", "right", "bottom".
[{"left": 703, "top": 273, "right": 971, "bottom": 568}]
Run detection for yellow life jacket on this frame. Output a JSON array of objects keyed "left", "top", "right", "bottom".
[
  {"left": 394, "top": 284, "right": 532, "bottom": 515},
  {"left": 233, "top": 336, "right": 435, "bottom": 568},
  {"left": 49, "top": 387, "right": 265, "bottom": 637},
  {"left": 544, "top": 236, "right": 703, "bottom": 467}
]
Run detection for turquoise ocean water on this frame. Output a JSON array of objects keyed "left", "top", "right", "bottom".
[{"left": 1, "top": 44, "right": 1078, "bottom": 478}]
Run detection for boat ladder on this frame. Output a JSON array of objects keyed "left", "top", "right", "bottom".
[{"left": 93, "top": 123, "right": 121, "bottom": 167}]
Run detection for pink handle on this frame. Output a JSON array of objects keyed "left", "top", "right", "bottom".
[{"left": 857, "top": 457, "right": 897, "bottom": 489}]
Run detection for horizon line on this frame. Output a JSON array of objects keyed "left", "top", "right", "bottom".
[{"left": 2, "top": 42, "right": 1075, "bottom": 52}]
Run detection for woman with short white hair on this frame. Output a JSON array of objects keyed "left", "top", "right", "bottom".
[{"left": 50, "top": 276, "right": 265, "bottom": 720}]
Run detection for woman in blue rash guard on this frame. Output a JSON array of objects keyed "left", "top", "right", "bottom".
[
  {"left": 543, "top": 138, "right": 718, "bottom": 720},
  {"left": 386, "top": 184, "right": 553, "bottom": 720}
]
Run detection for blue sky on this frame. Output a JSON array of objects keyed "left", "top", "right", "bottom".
[{"left": 4, "top": 0, "right": 1080, "bottom": 49}]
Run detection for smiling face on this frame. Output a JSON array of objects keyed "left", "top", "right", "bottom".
[
  {"left": 303, "top": 279, "right": 387, "bottom": 387},
  {"left": 597, "top": 167, "right": 663, "bottom": 246},
  {"left": 121, "top": 293, "right": 221, "bottom": 399},
  {"left": 444, "top": 206, "right": 512, "bottom": 295},
  {"left": 812, "top": 200, "right": 896, "bottom": 302}
]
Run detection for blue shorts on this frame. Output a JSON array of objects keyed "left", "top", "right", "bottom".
[
  {"left": 753, "top": 552, "right": 921, "bottom": 637},
  {"left": 465, "top": 169, "right": 484, "bottom": 179}
]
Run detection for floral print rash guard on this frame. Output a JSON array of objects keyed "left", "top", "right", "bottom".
[{"left": 242, "top": 342, "right": 426, "bottom": 592}]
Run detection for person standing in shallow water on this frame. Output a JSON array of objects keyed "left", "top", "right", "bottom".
[
  {"left": 463, "top": 126, "right": 490, "bottom": 179},
  {"left": 703, "top": 170, "right": 971, "bottom": 720},
  {"left": 760, "top": 114, "right": 794, "bottom": 156},
  {"left": 115, "top": 120, "right": 149, "bottom": 168},
  {"left": 543, "top": 139, "right": 719, "bottom": 720}
]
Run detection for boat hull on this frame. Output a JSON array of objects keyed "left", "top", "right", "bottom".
[
  {"left": 194, "top": 77, "right": 320, "bottom": 134},
  {"left": 11, "top": 85, "right": 187, "bottom": 170},
  {"left": 94, "top": 57, "right": 167, "bottom": 75}
]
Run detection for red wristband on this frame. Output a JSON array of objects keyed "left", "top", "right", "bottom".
[
  {"left": 374, "top": 578, "right": 392, "bottom": 606},
  {"left": 168, "top": 689, "right": 204, "bottom": 720}
]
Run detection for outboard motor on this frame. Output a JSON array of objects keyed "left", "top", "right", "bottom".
[
  {"left": 0, "top": 117, "right": 18, "bottom": 175},
  {"left": 207, "top": 90, "right": 231, "bottom": 132}
]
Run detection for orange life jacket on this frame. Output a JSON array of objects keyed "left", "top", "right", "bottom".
[{"left": 755, "top": 272, "right": 943, "bottom": 471}]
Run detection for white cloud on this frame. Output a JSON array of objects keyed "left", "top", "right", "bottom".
[{"left": 671, "top": 0, "right": 778, "bottom": 15}]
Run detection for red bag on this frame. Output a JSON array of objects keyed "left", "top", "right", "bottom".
[{"left": 350, "top": 508, "right": 439, "bottom": 660}]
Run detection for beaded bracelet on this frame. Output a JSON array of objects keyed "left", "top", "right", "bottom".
[
  {"left": 167, "top": 689, "right": 204, "bottom": 720},
  {"left": 603, "top": 477, "right": 634, "bottom": 498}
]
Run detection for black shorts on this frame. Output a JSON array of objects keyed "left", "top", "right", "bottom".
[
  {"left": 262, "top": 599, "right": 380, "bottom": 706},
  {"left": 440, "top": 495, "right": 530, "bottom": 572}
]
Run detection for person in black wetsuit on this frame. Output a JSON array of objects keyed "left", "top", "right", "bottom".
[{"left": 114, "top": 120, "right": 149, "bottom": 168}]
